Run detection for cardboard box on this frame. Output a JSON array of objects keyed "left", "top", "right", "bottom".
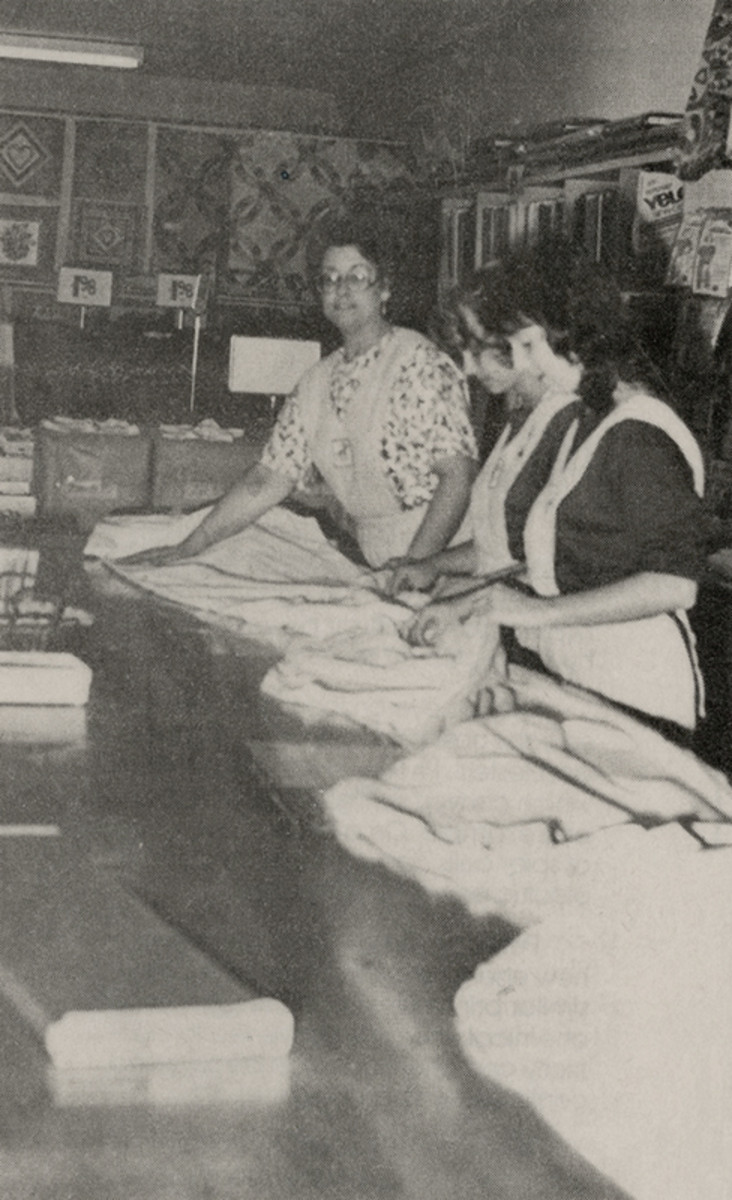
[
  {"left": 34, "top": 426, "right": 153, "bottom": 530},
  {"left": 151, "top": 430, "right": 265, "bottom": 511}
]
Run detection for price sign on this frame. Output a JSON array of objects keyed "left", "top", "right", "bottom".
[
  {"left": 57, "top": 268, "right": 113, "bottom": 307},
  {"left": 156, "top": 274, "right": 201, "bottom": 309}
]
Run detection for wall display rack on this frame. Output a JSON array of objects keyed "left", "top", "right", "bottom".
[{"left": 438, "top": 113, "right": 684, "bottom": 291}]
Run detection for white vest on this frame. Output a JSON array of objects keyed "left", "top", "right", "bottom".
[
  {"left": 516, "top": 394, "right": 705, "bottom": 729},
  {"left": 297, "top": 328, "right": 443, "bottom": 567},
  {"left": 469, "top": 389, "right": 579, "bottom": 575}
]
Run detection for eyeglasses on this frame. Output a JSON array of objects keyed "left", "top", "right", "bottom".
[
  {"left": 318, "top": 267, "right": 378, "bottom": 293},
  {"left": 462, "top": 332, "right": 514, "bottom": 369}
]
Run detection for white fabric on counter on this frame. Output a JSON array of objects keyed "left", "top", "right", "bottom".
[
  {"left": 261, "top": 612, "right": 502, "bottom": 748},
  {"left": 89, "top": 506, "right": 500, "bottom": 743},
  {"left": 88, "top": 505, "right": 373, "bottom": 591},
  {"left": 454, "top": 825, "right": 732, "bottom": 1200},
  {"left": 87, "top": 506, "right": 496, "bottom": 743},
  {"left": 323, "top": 664, "right": 732, "bottom": 917},
  {"left": 85, "top": 506, "right": 413, "bottom": 645},
  {"left": 84, "top": 508, "right": 213, "bottom": 561}
]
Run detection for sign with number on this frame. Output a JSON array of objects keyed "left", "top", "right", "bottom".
[
  {"left": 156, "top": 274, "right": 201, "bottom": 309},
  {"left": 57, "top": 268, "right": 113, "bottom": 307}
]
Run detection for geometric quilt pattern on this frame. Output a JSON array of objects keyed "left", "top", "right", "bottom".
[
  {"left": 228, "top": 131, "right": 416, "bottom": 303},
  {"left": 0, "top": 121, "right": 50, "bottom": 188},
  {"left": 678, "top": 0, "right": 732, "bottom": 181},
  {"left": 72, "top": 199, "right": 142, "bottom": 268}
]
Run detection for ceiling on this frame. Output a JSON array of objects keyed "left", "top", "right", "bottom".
[{"left": 0, "top": 0, "right": 508, "bottom": 106}]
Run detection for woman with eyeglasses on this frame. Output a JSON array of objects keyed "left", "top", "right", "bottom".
[
  {"left": 402, "top": 245, "right": 707, "bottom": 744},
  {"left": 122, "top": 216, "right": 477, "bottom": 570}
]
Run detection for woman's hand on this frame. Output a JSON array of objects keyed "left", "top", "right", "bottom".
[
  {"left": 407, "top": 605, "right": 454, "bottom": 648},
  {"left": 117, "top": 464, "right": 295, "bottom": 570},
  {"left": 406, "top": 596, "right": 473, "bottom": 647},
  {"left": 384, "top": 556, "right": 441, "bottom": 598},
  {"left": 407, "top": 582, "right": 548, "bottom": 647}
]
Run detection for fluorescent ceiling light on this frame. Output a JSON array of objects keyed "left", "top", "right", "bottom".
[{"left": 0, "top": 32, "right": 143, "bottom": 69}]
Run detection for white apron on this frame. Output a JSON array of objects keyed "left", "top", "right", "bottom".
[
  {"left": 469, "top": 389, "right": 579, "bottom": 574},
  {"left": 297, "top": 328, "right": 439, "bottom": 568},
  {"left": 516, "top": 393, "right": 705, "bottom": 729}
]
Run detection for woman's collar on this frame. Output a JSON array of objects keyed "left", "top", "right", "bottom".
[{"left": 341, "top": 322, "right": 393, "bottom": 363}]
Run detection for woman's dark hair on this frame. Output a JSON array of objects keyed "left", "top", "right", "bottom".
[
  {"left": 307, "top": 211, "right": 397, "bottom": 287},
  {"left": 440, "top": 237, "right": 670, "bottom": 414}
]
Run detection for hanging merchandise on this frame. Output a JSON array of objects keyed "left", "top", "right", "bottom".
[
  {"left": 696, "top": 294, "right": 732, "bottom": 349},
  {"left": 666, "top": 212, "right": 705, "bottom": 286},
  {"left": 692, "top": 211, "right": 732, "bottom": 296},
  {"left": 678, "top": 0, "right": 732, "bottom": 181},
  {"left": 634, "top": 171, "right": 684, "bottom": 256}
]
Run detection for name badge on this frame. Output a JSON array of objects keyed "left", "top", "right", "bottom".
[{"left": 331, "top": 438, "right": 354, "bottom": 468}]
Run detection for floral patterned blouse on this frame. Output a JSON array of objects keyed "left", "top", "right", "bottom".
[{"left": 260, "top": 330, "right": 477, "bottom": 509}]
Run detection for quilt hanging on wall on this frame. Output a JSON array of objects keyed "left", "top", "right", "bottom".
[
  {"left": 71, "top": 200, "right": 143, "bottom": 269},
  {"left": 0, "top": 218, "right": 39, "bottom": 267},
  {"left": 227, "top": 132, "right": 415, "bottom": 304},
  {"left": 153, "top": 130, "right": 232, "bottom": 277},
  {"left": 0, "top": 117, "right": 64, "bottom": 198},
  {"left": 679, "top": 0, "right": 732, "bottom": 181},
  {"left": 0, "top": 207, "right": 56, "bottom": 277},
  {"left": 72, "top": 121, "right": 147, "bottom": 204}
]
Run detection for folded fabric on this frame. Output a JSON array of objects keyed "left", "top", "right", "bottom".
[
  {"left": 323, "top": 663, "right": 732, "bottom": 915},
  {"left": 84, "top": 508, "right": 212, "bottom": 561},
  {"left": 86, "top": 505, "right": 414, "bottom": 650},
  {"left": 261, "top": 612, "right": 501, "bottom": 748},
  {"left": 88, "top": 506, "right": 500, "bottom": 745},
  {"left": 0, "top": 428, "right": 33, "bottom": 457},
  {"left": 159, "top": 419, "right": 244, "bottom": 443},
  {"left": 42, "top": 416, "right": 141, "bottom": 436},
  {"left": 454, "top": 827, "right": 732, "bottom": 1200}
]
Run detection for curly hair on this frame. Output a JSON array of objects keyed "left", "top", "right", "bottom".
[
  {"left": 440, "top": 237, "right": 669, "bottom": 414},
  {"left": 307, "top": 210, "right": 398, "bottom": 288}
]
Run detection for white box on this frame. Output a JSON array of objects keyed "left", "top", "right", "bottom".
[
  {"left": 228, "top": 337, "right": 320, "bottom": 395},
  {"left": 0, "top": 652, "right": 92, "bottom": 706}
]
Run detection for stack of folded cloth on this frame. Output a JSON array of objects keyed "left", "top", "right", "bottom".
[
  {"left": 40, "top": 417, "right": 141, "bottom": 436},
  {"left": 0, "top": 545, "right": 93, "bottom": 651},
  {"left": 0, "top": 426, "right": 35, "bottom": 514},
  {"left": 158, "top": 418, "right": 244, "bottom": 442}
]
